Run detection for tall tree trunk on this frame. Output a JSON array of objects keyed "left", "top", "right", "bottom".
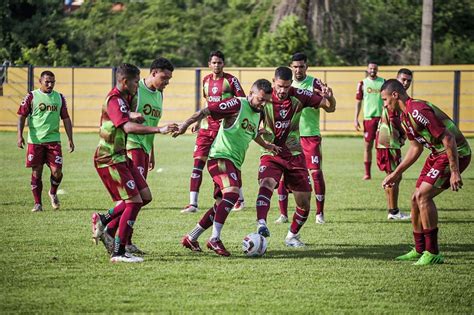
[{"left": 420, "top": 0, "right": 433, "bottom": 65}]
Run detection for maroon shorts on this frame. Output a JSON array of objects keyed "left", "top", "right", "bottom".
[
  {"left": 363, "top": 117, "right": 380, "bottom": 143},
  {"left": 95, "top": 159, "right": 148, "bottom": 202},
  {"left": 376, "top": 148, "right": 401, "bottom": 174},
  {"left": 416, "top": 154, "right": 471, "bottom": 189},
  {"left": 300, "top": 136, "right": 322, "bottom": 170},
  {"left": 193, "top": 129, "right": 218, "bottom": 159},
  {"left": 26, "top": 142, "right": 63, "bottom": 169},
  {"left": 127, "top": 148, "right": 150, "bottom": 179},
  {"left": 258, "top": 154, "right": 311, "bottom": 192},
  {"left": 207, "top": 158, "right": 242, "bottom": 199}
]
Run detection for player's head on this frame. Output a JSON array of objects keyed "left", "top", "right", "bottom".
[
  {"left": 290, "top": 52, "right": 308, "bottom": 81},
  {"left": 248, "top": 79, "right": 272, "bottom": 111},
  {"left": 273, "top": 66, "right": 293, "bottom": 100},
  {"left": 39, "top": 70, "right": 55, "bottom": 93},
  {"left": 366, "top": 62, "right": 378, "bottom": 78},
  {"left": 380, "top": 79, "right": 408, "bottom": 112},
  {"left": 116, "top": 63, "right": 140, "bottom": 96},
  {"left": 149, "top": 57, "right": 174, "bottom": 91},
  {"left": 397, "top": 68, "right": 413, "bottom": 90},
  {"left": 208, "top": 50, "right": 225, "bottom": 75}
]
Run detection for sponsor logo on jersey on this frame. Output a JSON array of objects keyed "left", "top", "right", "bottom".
[
  {"left": 367, "top": 87, "right": 381, "bottom": 94},
  {"left": 275, "top": 120, "right": 290, "bottom": 129},
  {"left": 38, "top": 103, "right": 58, "bottom": 112},
  {"left": 219, "top": 98, "right": 239, "bottom": 110},
  {"left": 211, "top": 86, "right": 219, "bottom": 94},
  {"left": 118, "top": 99, "right": 128, "bottom": 113},
  {"left": 279, "top": 109, "right": 289, "bottom": 119},
  {"left": 241, "top": 118, "right": 257, "bottom": 134},
  {"left": 208, "top": 96, "right": 221, "bottom": 102},
  {"left": 231, "top": 77, "right": 242, "bottom": 92},
  {"left": 143, "top": 104, "right": 161, "bottom": 118},
  {"left": 230, "top": 172, "right": 238, "bottom": 181},
  {"left": 296, "top": 88, "right": 313, "bottom": 97},
  {"left": 126, "top": 180, "right": 136, "bottom": 189},
  {"left": 411, "top": 109, "right": 429, "bottom": 126},
  {"left": 259, "top": 165, "right": 267, "bottom": 173}
]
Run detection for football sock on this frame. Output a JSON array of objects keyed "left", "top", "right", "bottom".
[
  {"left": 277, "top": 180, "right": 288, "bottom": 217},
  {"left": 49, "top": 174, "right": 62, "bottom": 194},
  {"left": 423, "top": 227, "right": 439, "bottom": 254},
  {"left": 213, "top": 192, "right": 239, "bottom": 225},
  {"left": 312, "top": 170, "right": 325, "bottom": 215},
  {"left": 256, "top": 187, "right": 273, "bottom": 221},
  {"left": 364, "top": 161, "right": 371, "bottom": 177},
  {"left": 189, "top": 224, "right": 205, "bottom": 241},
  {"left": 238, "top": 187, "right": 244, "bottom": 202},
  {"left": 103, "top": 201, "right": 126, "bottom": 224},
  {"left": 189, "top": 159, "right": 206, "bottom": 204},
  {"left": 198, "top": 204, "right": 217, "bottom": 229},
  {"left": 31, "top": 175, "right": 43, "bottom": 204},
  {"left": 413, "top": 230, "right": 425, "bottom": 254},
  {"left": 290, "top": 207, "right": 309, "bottom": 234},
  {"left": 116, "top": 202, "right": 142, "bottom": 249}
]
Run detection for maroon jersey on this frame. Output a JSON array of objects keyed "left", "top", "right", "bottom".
[{"left": 201, "top": 72, "right": 246, "bottom": 131}]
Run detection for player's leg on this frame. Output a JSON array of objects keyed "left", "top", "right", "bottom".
[
  {"left": 182, "top": 156, "right": 207, "bottom": 213},
  {"left": 182, "top": 199, "right": 220, "bottom": 252},
  {"left": 382, "top": 149, "right": 409, "bottom": 220},
  {"left": 27, "top": 143, "right": 45, "bottom": 212},
  {"left": 362, "top": 119, "right": 378, "bottom": 180},
  {"left": 275, "top": 179, "right": 289, "bottom": 223},
  {"left": 232, "top": 186, "right": 245, "bottom": 212},
  {"left": 396, "top": 191, "right": 424, "bottom": 261},
  {"left": 285, "top": 190, "right": 311, "bottom": 247},
  {"left": 46, "top": 143, "right": 63, "bottom": 209}
]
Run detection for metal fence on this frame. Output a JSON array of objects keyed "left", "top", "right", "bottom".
[{"left": 1, "top": 65, "right": 473, "bottom": 133}]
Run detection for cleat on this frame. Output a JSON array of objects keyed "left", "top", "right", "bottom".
[
  {"left": 206, "top": 238, "right": 230, "bottom": 257},
  {"left": 48, "top": 191, "right": 60, "bottom": 210},
  {"left": 414, "top": 251, "right": 444, "bottom": 266},
  {"left": 388, "top": 211, "right": 411, "bottom": 220},
  {"left": 91, "top": 213, "right": 105, "bottom": 245},
  {"left": 285, "top": 233, "right": 305, "bottom": 247},
  {"left": 126, "top": 243, "right": 146, "bottom": 255},
  {"left": 274, "top": 214, "right": 289, "bottom": 224},
  {"left": 257, "top": 222, "right": 270, "bottom": 237},
  {"left": 181, "top": 204, "right": 198, "bottom": 214},
  {"left": 181, "top": 235, "right": 202, "bottom": 252},
  {"left": 100, "top": 229, "right": 114, "bottom": 255},
  {"left": 363, "top": 175, "right": 371, "bottom": 180},
  {"left": 31, "top": 203, "right": 43, "bottom": 212},
  {"left": 316, "top": 213, "right": 325, "bottom": 224},
  {"left": 395, "top": 248, "right": 422, "bottom": 261},
  {"left": 232, "top": 200, "right": 245, "bottom": 212},
  {"left": 110, "top": 252, "right": 144, "bottom": 263}
]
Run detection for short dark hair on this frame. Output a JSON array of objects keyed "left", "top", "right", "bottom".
[
  {"left": 381, "top": 79, "right": 406, "bottom": 95},
  {"left": 397, "top": 68, "right": 413, "bottom": 77},
  {"left": 40, "top": 70, "right": 55, "bottom": 78},
  {"left": 150, "top": 57, "right": 174, "bottom": 73},
  {"left": 274, "top": 67, "right": 293, "bottom": 81},
  {"left": 252, "top": 79, "right": 272, "bottom": 94},
  {"left": 116, "top": 63, "right": 140, "bottom": 80},
  {"left": 291, "top": 52, "right": 307, "bottom": 63},
  {"left": 208, "top": 50, "right": 225, "bottom": 62},
  {"left": 367, "top": 61, "right": 378, "bottom": 66}
]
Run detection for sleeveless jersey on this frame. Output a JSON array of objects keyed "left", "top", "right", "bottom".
[
  {"left": 126, "top": 79, "right": 163, "bottom": 154},
  {"left": 362, "top": 77, "right": 384, "bottom": 119},
  {"left": 27, "top": 90, "right": 63, "bottom": 144},
  {"left": 376, "top": 107, "right": 404, "bottom": 149},
  {"left": 209, "top": 97, "right": 260, "bottom": 170},
  {"left": 293, "top": 75, "right": 323, "bottom": 136}
]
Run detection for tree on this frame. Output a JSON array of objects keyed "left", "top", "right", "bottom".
[
  {"left": 420, "top": 0, "right": 433, "bottom": 65},
  {"left": 15, "top": 39, "right": 72, "bottom": 66}
]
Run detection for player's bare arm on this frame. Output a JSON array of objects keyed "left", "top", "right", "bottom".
[
  {"left": 173, "top": 108, "right": 212, "bottom": 137},
  {"left": 315, "top": 84, "right": 336, "bottom": 113},
  {"left": 63, "top": 117, "right": 75, "bottom": 153},
  {"left": 354, "top": 100, "right": 362, "bottom": 130},
  {"left": 253, "top": 135, "right": 282, "bottom": 154},
  {"left": 129, "top": 112, "right": 145, "bottom": 124},
  {"left": 440, "top": 130, "right": 462, "bottom": 191},
  {"left": 382, "top": 140, "right": 423, "bottom": 188},
  {"left": 122, "top": 121, "right": 161, "bottom": 135},
  {"left": 17, "top": 115, "right": 26, "bottom": 149},
  {"left": 158, "top": 123, "right": 179, "bottom": 134}
]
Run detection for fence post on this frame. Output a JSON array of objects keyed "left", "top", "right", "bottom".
[
  {"left": 112, "top": 66, "right": 117, "bottom": 88},
  {"left": 28, "top": 65, "right": 34, "bottom": 92},
  {"left": 71, "top": 67, "right": 75, "bottom": 125},
  {"left": 195, "top": 68, "right": 201, "bottom": 111},
  {"left": 453, "top": 71, "right": 461, "bottom": 126}
]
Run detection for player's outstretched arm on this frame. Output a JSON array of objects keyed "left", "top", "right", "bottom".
[
  {"left": 382, "top": 140, "right": 423, "bottom": 188},
  {"left": 17, "top": 115, "right": 26, "bottom": 149},
  {"left": 129, "top": 112, "right": 145, "bottom": 124},
  {"left": 316, "top": 85, "right": 336, "bottom": 113},
  {"left": 63, "top": 117, "right": 75, "bottom": 153},
  {"left": 173, "top": 108, "right": 211, "bottom": 138},
  {"left": 157, "top": 123, "right": 179, "bottom": 135},
  {"left": 122, "top": 121, "right": 161, "bottom": 135},
  {"left": 441, "top": 130, "right": 462, "bottom": 191}
]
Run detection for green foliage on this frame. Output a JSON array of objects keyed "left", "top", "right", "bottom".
[{"left": 15, "top": 39, "right": 72, "bottom": 66}]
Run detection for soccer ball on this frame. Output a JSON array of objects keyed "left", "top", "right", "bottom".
[{"left": 242, "top": 233, "right": 267, "bottom": 257}]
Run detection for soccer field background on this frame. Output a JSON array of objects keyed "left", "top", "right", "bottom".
[{"left": 0, "top": 132, "right": 473, "bottom": 313}]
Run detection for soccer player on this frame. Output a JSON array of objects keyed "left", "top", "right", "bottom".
[
  {"left": 376, "top": 68, "right": 413, "bottom": 220},
  {"left": 256, "top": 67, "right": 336, "bottom": 247},
  {"left": 276, "top": 52, "right": 329, "bottom": 225},
  {"left": 354, "top": 62, "right": 385, "bottom": 180},
  {"left": 91, "top": 63, "right": 177, "bottom": 263},
  {"left": 381, "top": 79, "right": 471, "bottom": 265},
  {"left": 17, "top": 70, "right": 74, "bottom": 212},
  {"left": 181, "top": 50, "right": 246, "bottom": 214},
  {"left": 98, "top": 58, "right": 176, "bottom": 255},
  {"left": 175, "top": 79, "right": 277, "bottom": 256}
]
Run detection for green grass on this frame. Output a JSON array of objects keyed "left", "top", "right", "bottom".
[{"left": 0, "top": 132, "right": 473, "bottom": 314}]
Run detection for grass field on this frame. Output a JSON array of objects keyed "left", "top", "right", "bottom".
[{"left": 0, "top": 132, "right": 473, "bottom": 313}]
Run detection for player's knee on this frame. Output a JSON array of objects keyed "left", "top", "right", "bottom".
[{"left": 260, "top": 177, "right": 277, "bottom": 190}]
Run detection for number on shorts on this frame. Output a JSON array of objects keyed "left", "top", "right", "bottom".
[
  {"left": 55, "top": 156, "right": 63, "bottom": 164},
  {"left": 427, "top": 168, "right": 439, "bottom": 179}
]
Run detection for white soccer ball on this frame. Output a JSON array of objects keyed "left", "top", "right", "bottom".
[{"left": 242, "top": 233, "right": 267, "bottom": 257}]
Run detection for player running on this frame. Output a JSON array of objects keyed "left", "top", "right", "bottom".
[
  {"left": 381, "top": 79, "right": 471, "bottom": 265},
  {"left": 276, "top": 52, "right": 329, "bottom": 225},
  {"left": 255, "top": 67, "right": 336, "bottom": 247},
  {"left": 91, "top": 64, "right": 177, "bottom": 263},
  {"left": 181, "top": 50, "right": 246, "bottom": 214},
  {"left": 17, "top": 70, "right": 74, "bottom": 212},
  {"left": 176, "top": 79, "right": 278, "bottom": 256},
  {"left": 97, "top": 58, "right": 176, "bottom": 256}
]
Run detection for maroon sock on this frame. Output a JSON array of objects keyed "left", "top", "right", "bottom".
[
  {"left": 49, "top": 174, "right": 62, "bottom": 195},
  {"left": 31, "top": 175, "right": 43, "bottom": 204},
  {"left": 214, "top": 192, "right": 239, "bottom": 225},
  {"left": 105, "top": 201, "right": 126, "bottom": 221},
  {"left": 199, "top": 204, "right": 217, "bottom": 229},
  {"left": 423, "top": 227, "right": 439, "bottom": 254},
  {"left": 277, "top": 180, "right": 288, "bottom": 217},
  {"left": 116, "top": 202, "right": 142, "bottom": 249},
  {"left": 413, "top": 231, "right": 425, "bottom": 254},
  {"left": 290, "top": 207, "right": 309, "bottom": 234},
  {"left": 312, "top": 171, "right": 325, "bottom": 215},
  {"left": 256, "top": 187, "right": 273, "bottom": 221},
  {"left": 364, "top": 161, "right": 371, "bottom": 177},
  {"left": 190, "top": 159, "right": 206, "bottom": 193}
]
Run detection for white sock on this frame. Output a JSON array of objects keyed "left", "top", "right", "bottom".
[
  {"left": 188, "top": 224, "right": 205, "bottom": 241},
  {"left": 257, "top": 219, "right": 267, "bottom": 226},
  {"left": 190, "top": 192, "right": 199, "bottom": 206},
  {"left": 238, "top": 187, "right": 244, "bottom": 201},
  {"left": 210, "top": 222, "right": 223, "bottom": 240},
  {"left": 286, "top": 230, "right": 297, "bottom": 239}
]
